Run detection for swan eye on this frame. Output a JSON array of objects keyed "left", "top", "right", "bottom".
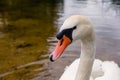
[{"left": 73, "top": 26, "right": 77, "bottom": 30}]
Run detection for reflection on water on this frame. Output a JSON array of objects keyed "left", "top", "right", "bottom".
[
  {"left": 0, "top": 0, "right": 120, "bottom": 80},
  {"left": 0, "top": 0, "right": 59, "bottom": 80}
]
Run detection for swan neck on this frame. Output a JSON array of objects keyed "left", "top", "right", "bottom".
[{"left": 75, "top": 39, "right": 95, "bottom": 80}]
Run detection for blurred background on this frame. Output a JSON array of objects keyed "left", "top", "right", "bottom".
[{"left": 0, "top": 0, "right": 120, "bottom": 80}]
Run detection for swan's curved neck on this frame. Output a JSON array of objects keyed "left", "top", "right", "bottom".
[{"left": 75, "top": 38, "right": 95, "bottom": 80}]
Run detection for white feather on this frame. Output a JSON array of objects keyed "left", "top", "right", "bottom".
[
  {"left": 60, "top": 59, "right": 120, "bottom": 80},
  {"left": 53, "top": 15, "right": 120, "bottom": 80}
]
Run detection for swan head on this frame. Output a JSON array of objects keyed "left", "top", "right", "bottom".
[{"left": 49, "top": 15, "right": 94, "bottom": 62}]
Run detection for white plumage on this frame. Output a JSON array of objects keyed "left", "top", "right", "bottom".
[
  {"left": 60, "top": 58, "right": 120, "bottom": 80},
  {"left": 50, "top": 15, "right": 120, "bottom": 80}
]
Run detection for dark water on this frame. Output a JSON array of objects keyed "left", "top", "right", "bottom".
[
  {"left": 0, "top": 0, "right": 58, "bottom": 80},
  {"left": 0, "top": 0, "right": 120, "bottom": 80}
]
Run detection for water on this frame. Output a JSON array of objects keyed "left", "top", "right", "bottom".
[
  {"left": 0, "top": 0, "right": 120, "bottom": 80},
  {"left": 47, "top": 0, "right": 120, "bottom": 80},
  {"left": 0, "top": 0, "right": 58, "bottom": 80}
]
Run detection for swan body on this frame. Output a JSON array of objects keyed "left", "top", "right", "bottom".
[
  {"left": 49, "top": 15, "right": 120, "bottom": 80},
  {"left": 60, "top": 58, "right": 120, "bottom": 80}
]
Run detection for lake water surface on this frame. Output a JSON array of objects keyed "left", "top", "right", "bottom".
[{"left": 0, "top": 0, "right": 120, "bottom": 80}]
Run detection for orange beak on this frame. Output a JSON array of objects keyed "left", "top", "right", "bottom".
[{"left": 49, "top": 35, "right": 72, "bottom": 61}]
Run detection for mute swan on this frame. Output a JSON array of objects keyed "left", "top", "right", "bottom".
[{"left": 49, "top": 15, "right": 120, "bottom": 80}]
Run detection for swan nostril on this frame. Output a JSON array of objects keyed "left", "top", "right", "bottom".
[{"left": 60, "top": 39, "right": 64, "bottom": 46}]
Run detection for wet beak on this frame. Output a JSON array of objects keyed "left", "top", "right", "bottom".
[{"left": 49, "top": 35, "right": 72, "bottom": 62}]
